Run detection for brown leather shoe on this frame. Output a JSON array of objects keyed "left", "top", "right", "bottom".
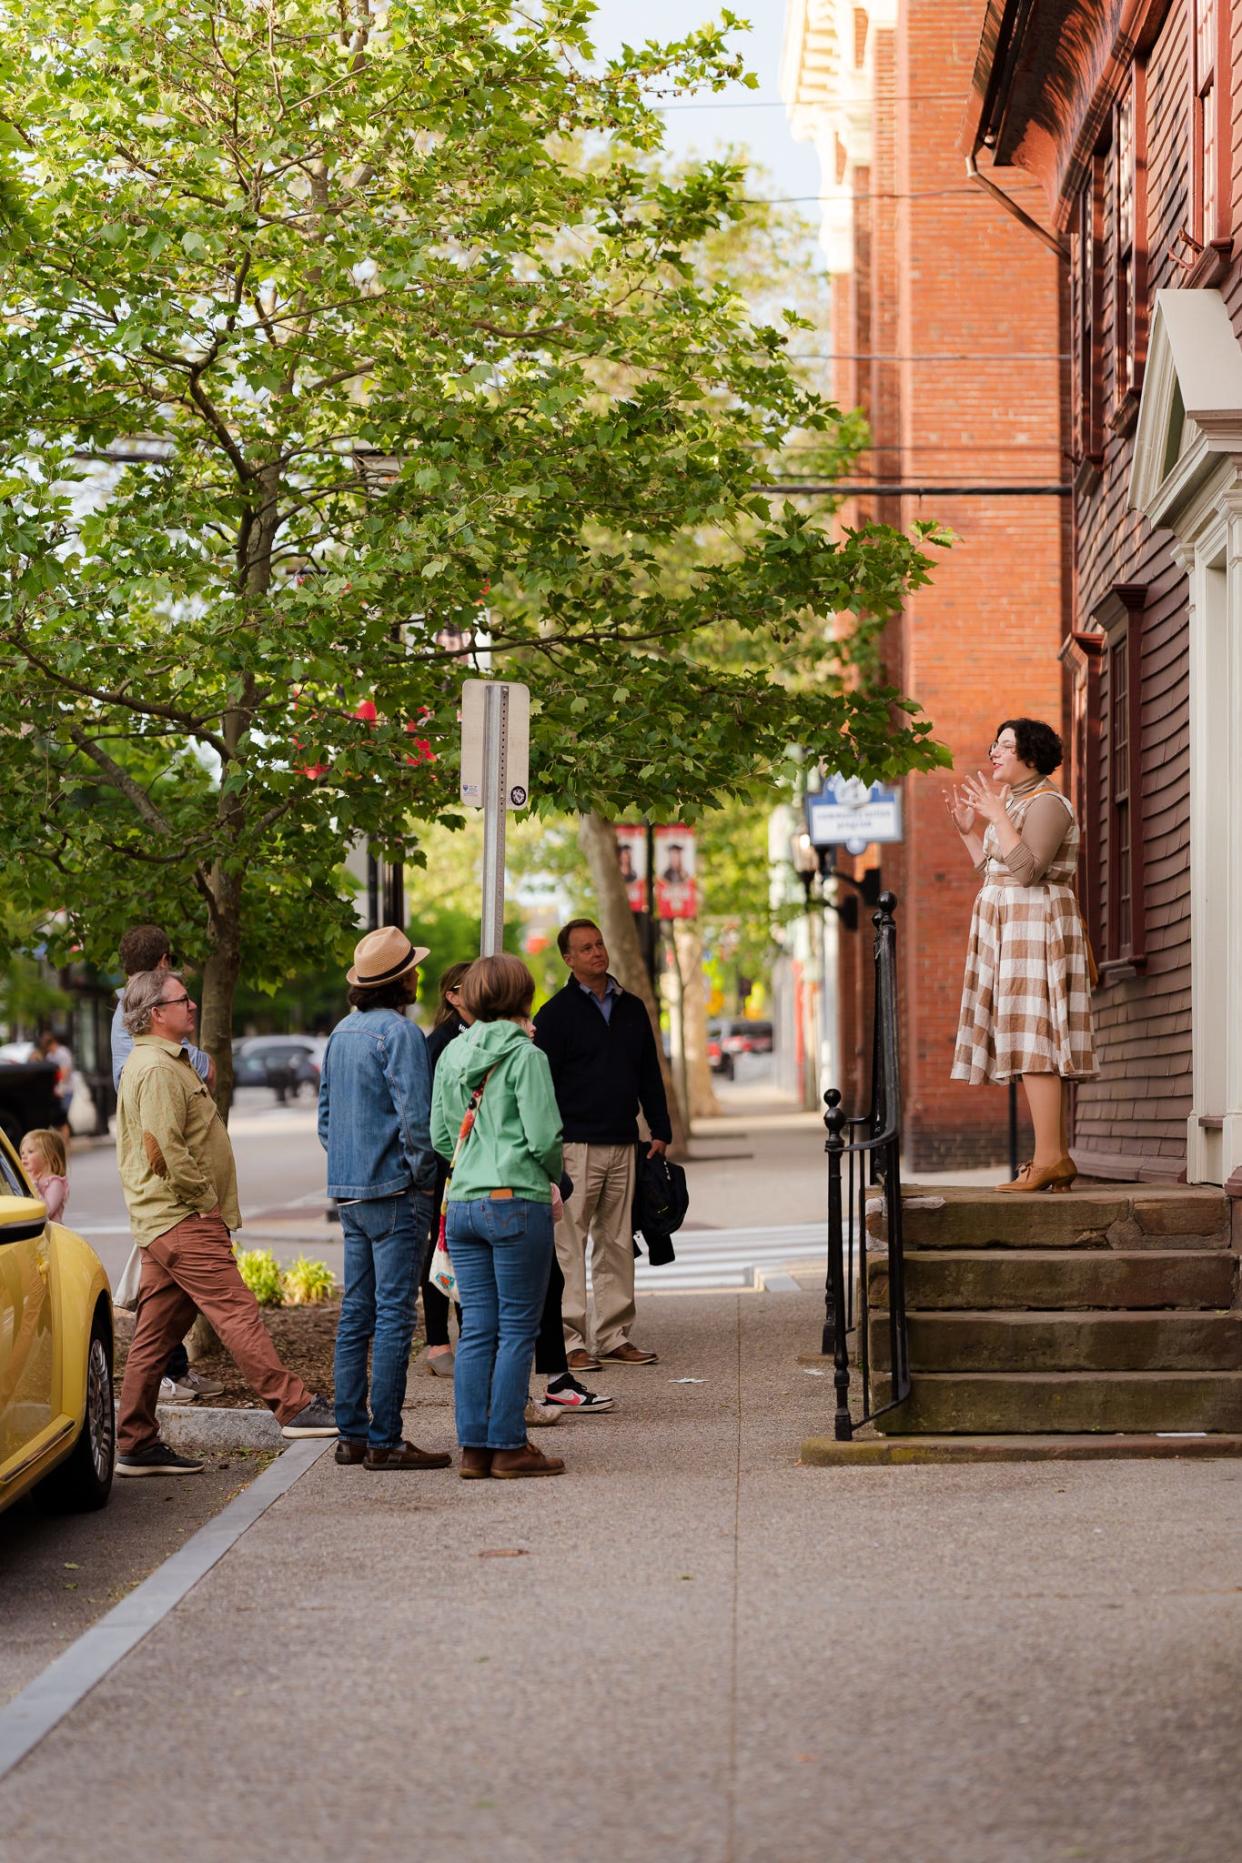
[
  {"left": 460, "top": 1447, "right": 494, "bottom": 1480},
  {"left": 334, "top": 1438, "right": 367, "bottom": 1466},
  {"left": 567, "top": 1349, "right": 601, "bottom": 1372},
  {"left": 600, "top": 1341, "right": 659, "bottom": 1366},
  {"left": 364, "top": 1440, "right": 453, "bottom": 1471},
  {"left": 491, "top": 1441, "right": 565, "bottom": 1479}
]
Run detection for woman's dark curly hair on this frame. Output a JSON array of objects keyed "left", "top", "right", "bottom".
[{"left": 996, "top": 717, "right": 1063, "bottom": 776}]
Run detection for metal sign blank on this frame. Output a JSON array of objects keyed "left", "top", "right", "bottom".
[{"left": 460, "top": 680, "right": 531, "bottom": 809}]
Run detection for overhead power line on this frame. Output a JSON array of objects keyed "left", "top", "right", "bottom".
[
  {"left": 755, "top": 481, "right": 1071, "bottom": 497},
  {"left": 787, "top": 351, "right": 1069, "bottom": 362},
  {"left": 654, "top": 94, "right": 979, "bottom": 110},
  {"left": 744, "top": 184, "right": 1041, "bottom": 204}
]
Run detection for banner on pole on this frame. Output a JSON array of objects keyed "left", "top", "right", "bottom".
[
  {"left": 654, "top": 825, "right": 697, "bottom": 920},
  {"left": 613, "top": 824, "right": 648, "bottom": 912}
]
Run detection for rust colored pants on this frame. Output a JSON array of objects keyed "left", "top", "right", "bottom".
[{"left": 117, "top": 1211, "right": 312, "bottom": 1454}]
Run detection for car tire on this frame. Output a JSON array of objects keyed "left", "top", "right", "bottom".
[{"left": 35, "top": 1315, "right": 116, "bottom": 1514}]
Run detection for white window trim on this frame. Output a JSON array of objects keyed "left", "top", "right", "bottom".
[{"left": 1130, "top": 288, "right": 1242, "bottom": 1188}]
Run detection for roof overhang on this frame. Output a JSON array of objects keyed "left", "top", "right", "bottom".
[
  {"left": 965, "top": 1, "right": 1151, "bottom": 226},
  {"left": 1130, "top": 290, "right": 1242, "bottom": 535}
]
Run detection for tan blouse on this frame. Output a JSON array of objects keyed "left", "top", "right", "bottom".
[{"left": 973, "top": 785, "right": 1070, "bottom": 885}]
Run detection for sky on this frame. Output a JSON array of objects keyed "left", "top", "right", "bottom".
[{"left": 587, "top": 0, "right": 822, "bottom": 226}]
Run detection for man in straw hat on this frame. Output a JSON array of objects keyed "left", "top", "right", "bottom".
[{"left": 318, "top": 926, "right": 451, "bottom": 1472}]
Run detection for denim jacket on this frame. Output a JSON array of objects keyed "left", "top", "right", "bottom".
[{"left": 317, "top": 1008, "right": 435, "bottom": 1200}]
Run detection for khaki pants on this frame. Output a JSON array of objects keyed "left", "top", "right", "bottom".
[
  {"left": 556, "top": 1142, "right": 637, "bottom": 1357},
  {"left": 117, "top": 1211, "right": 312, "bottom": 1454}
]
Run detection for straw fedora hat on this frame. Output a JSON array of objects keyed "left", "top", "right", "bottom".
[{"left": 347, "top": 926, "right": 430, "bottom": 988}]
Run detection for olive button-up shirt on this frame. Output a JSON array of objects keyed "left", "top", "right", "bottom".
[{"left": 117, "top": 1035, "right": 240, "bottom": 1246}]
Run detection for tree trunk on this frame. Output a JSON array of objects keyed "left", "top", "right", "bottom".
[
  {"left": 577, "top": 810, "right": 689, "bottom": 1153},
  {"left": 199, "top": 864, "right": 243, "bottom": 1121},
  {"left": 673, "top": 920, "right": 721, "bottom": 1119}
]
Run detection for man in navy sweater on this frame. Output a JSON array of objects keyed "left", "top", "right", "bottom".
[{"left": 534, "top": 919, "right": 672, "bottom": 1369}]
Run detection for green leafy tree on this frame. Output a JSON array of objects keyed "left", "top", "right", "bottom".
[{"left": 0, "top": 0, "right": 947, "bottom": 1109}]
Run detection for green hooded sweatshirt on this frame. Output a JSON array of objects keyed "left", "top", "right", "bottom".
[{"left": 430, "top": 1018, "right": 563, "bottom": 1204}]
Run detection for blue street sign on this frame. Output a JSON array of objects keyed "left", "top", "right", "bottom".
[{"left": 806, "top": 775, "right": 903, "bottom": 848}]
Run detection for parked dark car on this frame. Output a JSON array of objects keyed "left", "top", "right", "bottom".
[
  {"left": 707, "top": 1019, "right": 774, "bottom": 1080},
  {"left": 231, "top": 1038, "right": 321, "bottom": 1102},
  {"left": 0, "top": 1058, "right": 59, "bottom": 1148}
]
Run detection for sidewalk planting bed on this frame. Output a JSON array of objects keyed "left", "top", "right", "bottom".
[{"left": 112, "top": 1302, "right": 404, "bottom": 1408}]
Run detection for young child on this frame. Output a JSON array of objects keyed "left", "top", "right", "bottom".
[{"left": 19, "top": 1127, "right": 68, "bottom": 1222}]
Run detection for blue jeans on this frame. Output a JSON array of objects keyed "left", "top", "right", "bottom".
[
  {"left": 334, "top": 1190, "right": 431, "bottom": 1448},
  {"left": 448, "top": 1198, "right": 554, "bottom": 1451}
]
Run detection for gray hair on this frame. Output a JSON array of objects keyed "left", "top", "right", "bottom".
[{"left": 122, "top": 968, "right": 181, "bottom": 1036}]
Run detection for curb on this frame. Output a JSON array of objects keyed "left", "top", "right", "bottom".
[
  {"left": 156, "top": 1403, "right": 284, "bottom": 1451},
  {"left": 0, "top": 1437, "right": 332, "bottom": 1783}
]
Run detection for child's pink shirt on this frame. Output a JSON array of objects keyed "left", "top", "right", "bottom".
[{"left": 33, "top": 1173, "right": 68, "bottom": 1221}]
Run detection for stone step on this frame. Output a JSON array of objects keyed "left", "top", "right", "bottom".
[
  {"left": 868, "top": 1185, "right": 1230, "bottom": 1252},
  {"left": 871, "top": 1370, "right": 1242, "bottom": 1434},
  {"left": 867, "top": 1310, "right": 1242, "bottom": 1373},
  {"left": 800, "top": 1432, "right": 1242, "bottom": 1466},
  {"left": 869, "top": 1248, "right": 1237, "bottom": 1312}
]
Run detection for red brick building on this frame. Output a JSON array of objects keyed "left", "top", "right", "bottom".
[
  {"left": 969, "top": 0, "right": 1242, "bottom": 1191},
  {"left": 782, "top": 0, "right": 1065, "bottom": 1167}
]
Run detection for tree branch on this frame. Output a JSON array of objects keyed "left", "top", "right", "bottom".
[{"left": 67, "top": 726, "right": 176, "bottom": 838}]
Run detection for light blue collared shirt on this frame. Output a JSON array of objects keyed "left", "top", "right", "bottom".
[{"left": 578, "top": 974, "right": 622, "bottom": 1025}]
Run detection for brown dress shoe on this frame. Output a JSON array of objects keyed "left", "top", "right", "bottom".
[
  {"left": 600, "top": 1341, "right": 659, "bottom": 1366},
  {"left": 460, "top": 1447, "right": 494, "bottom": 1480},
  {"left": 364, "top": 1440, "right": 453, "bottom": 1471},
  {"left": 334, "top": 1438, "right": 367, "bottom": 1466},
  {"left": 491, "top": 1440, "right": 566, "bottom": 1479},
  {"left": 567, "top": 1349, "right": 601, "bottom": 1372}
]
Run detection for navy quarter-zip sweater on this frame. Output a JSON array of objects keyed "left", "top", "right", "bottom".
[{"left": 533, "top": 978, "right": 672, "bottom": 1146}]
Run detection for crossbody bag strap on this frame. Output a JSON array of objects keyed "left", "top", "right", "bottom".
[{"left": 439, "top": 1070, "right": 493, "bottom": 1245}]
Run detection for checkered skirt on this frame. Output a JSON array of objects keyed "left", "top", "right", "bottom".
[{"left": 951, "top": 791, "right": 1098, "bottom": 1085}]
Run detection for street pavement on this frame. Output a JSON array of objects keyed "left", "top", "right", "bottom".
[
  {"left": 3, "top": 1283, "right": 1242, "bottom": 1855},
  {"left": 12, "top": 1085, "right": 1240, "bottom": 1858},
  {"left": 0, "top": 1453, "right": 269, "bottom": 1706}
]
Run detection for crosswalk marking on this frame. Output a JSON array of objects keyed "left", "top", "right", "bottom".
[{"left": 626, "top": 1221, "right": 829, "bottom": 1293}]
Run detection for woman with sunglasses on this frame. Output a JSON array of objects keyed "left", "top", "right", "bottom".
[{"left": 947, "top": 717, "right": 1097, "bottom": 1192}]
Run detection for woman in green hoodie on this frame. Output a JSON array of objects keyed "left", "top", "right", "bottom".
[{"left": 430, "top": 953, "right": 566, "bottom": 1479}]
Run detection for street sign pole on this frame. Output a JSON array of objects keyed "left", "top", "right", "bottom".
[{"left": 480, "top": 681, "right": 508, "bottom": 957}]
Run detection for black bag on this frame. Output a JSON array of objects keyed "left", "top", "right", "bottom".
[{"left": 632, "top": 1148, "right": 689, "bottom": 1266}]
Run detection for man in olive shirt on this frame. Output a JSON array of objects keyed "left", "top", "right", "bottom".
[{"left": 115, "top": 969, "right": 336, "bottom": 1474}]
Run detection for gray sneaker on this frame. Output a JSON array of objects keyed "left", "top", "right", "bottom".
[
  {"left": 117, "top": 1442, "right": 205, "bottom": 1477},
  {"left": 281, "top": 1395, "right": 338, "bottom": 1438},
  {"left": 179, "top": 1367, "right": 226, "bottom": 1398},
  {"left": 159, "top": 1375, "right": 198, "bottom": 1405}
]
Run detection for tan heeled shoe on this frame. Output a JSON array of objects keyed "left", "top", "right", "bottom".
[{"left": 995, "top": 1157, "right": 1076, "bottom": 1194}]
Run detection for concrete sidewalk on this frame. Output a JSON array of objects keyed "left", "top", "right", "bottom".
[{"left": 4, "top": 1283, "right": 1242, "bottom": 1860}]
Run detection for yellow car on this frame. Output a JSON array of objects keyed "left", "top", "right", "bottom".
[{"left": 0, "top": 1130, "right": 115, "bottom": 1513}]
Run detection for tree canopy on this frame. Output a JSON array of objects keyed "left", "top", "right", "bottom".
[{"left": 0, "top": 0, "right": 948, "bottom": 1092}]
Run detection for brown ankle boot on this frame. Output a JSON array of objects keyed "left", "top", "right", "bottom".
[
  {"left": 491, "top": 1440, "right": 565, "bottom": 1479},
  {"left": 460, "top": 1446, "right": 494, "bottom": 1480},
  {"left": 363, "top": 1440, "right": 452, "bottom": 1471}
]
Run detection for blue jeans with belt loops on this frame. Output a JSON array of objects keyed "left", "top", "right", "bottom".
[
  {"left": 334, "top": 1190, "right": 430, "bottom": 1448},
  {"left": 448, "top": 1197, "right": 554, "bottom": 1451}
]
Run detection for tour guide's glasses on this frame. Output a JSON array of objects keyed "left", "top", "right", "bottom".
[{"left": 155, "top": 993, "right": 193, "bottom": 1009}]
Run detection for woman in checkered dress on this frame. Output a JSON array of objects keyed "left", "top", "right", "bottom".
[{"left": 948, "top": 718, "right": 1097, "bottom": 1192}]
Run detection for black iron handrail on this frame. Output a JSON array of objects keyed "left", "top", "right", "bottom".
[{"left": 820, "top": 891, "right": 909, "bottom": 1440}]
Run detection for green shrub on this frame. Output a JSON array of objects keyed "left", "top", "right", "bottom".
[
  {"left": 234, "top": 1247, "right": 285, "bottom": 1307},
  {"left": 282, "top": 1255, "right": 336, "bottom": 1306}
]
